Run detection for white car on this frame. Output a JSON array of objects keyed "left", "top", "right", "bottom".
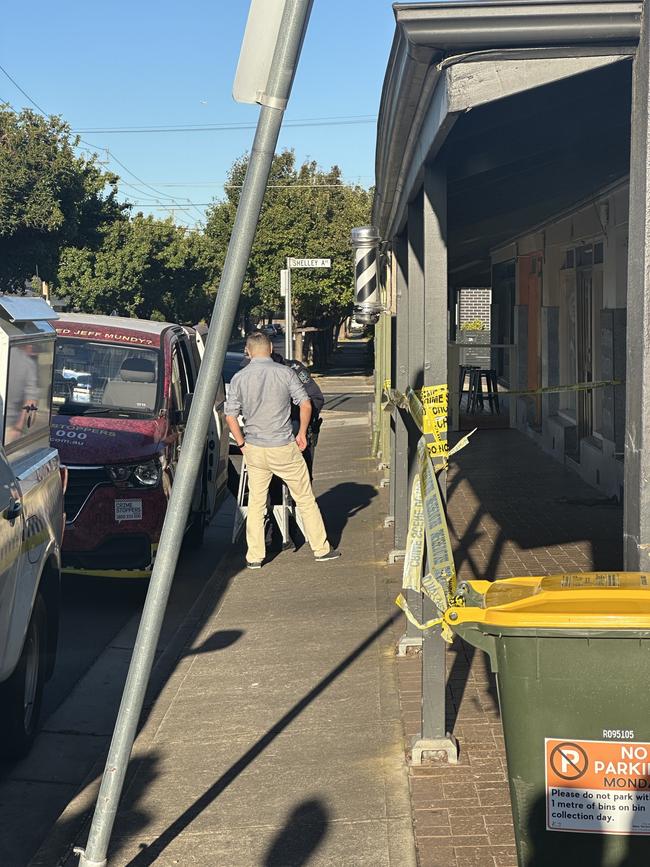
[{"left": 0, "top": 296, "right": 64, "bottom": 757}]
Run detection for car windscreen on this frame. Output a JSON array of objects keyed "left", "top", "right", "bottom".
[{"left": 52, "top": 339, "right": 162, "bottom": 417}]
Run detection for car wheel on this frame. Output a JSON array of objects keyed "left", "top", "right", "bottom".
[{"left": 0, "top": 594, "right": 47, "bottom": 759}]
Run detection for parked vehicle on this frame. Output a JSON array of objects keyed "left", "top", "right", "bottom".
[
  {"left": 0, "top": 296, "right": 64, "bottom": 757},
  {"left": 51, "top": 315, "right": 229, "bottom": 577},
  {"left": 223, "top": 350, "right": 246, "bottom": 455}
]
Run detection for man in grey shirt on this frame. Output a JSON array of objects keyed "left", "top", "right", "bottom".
[{"left": 225, "top": 331, "right": 340, "bottom": 569}]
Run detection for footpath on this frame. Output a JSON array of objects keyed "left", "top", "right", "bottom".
[
  {"left": 30, "top": 339, "right": 624, "bottom": 867},
  {"left": 395, "top": 429, "right": 623, "bottom": 867},
  {"left": 32, "top": 342, "right": 417, "bottom": 867}
]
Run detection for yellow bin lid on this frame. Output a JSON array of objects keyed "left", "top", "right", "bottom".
[{"left": 445, "top": 572, "right": 650, "bottom": 631}]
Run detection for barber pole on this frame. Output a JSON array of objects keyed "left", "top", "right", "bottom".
[{"left": 351, "top": 225, "right": 382, "bottom": 324}]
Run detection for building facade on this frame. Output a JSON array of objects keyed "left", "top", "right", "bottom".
[{"left": 372, "top": 1, "right": 650, "bottom": 570}]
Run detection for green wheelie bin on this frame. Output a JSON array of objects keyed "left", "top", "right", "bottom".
[{"left": 444, "top": 572, "right": 650, "bottom": 867}]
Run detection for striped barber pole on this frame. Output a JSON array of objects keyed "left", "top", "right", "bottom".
[{"left": 351, "top": 225, "right": 382, "bottom": 323}]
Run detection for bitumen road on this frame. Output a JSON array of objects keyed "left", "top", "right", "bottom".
[{"left": 0, "top": 499, "right": 236, "bottom": 867}]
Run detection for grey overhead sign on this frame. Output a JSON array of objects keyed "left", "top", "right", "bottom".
[{"left": 233, "top": 0, "right": 287, "bottom": 106}]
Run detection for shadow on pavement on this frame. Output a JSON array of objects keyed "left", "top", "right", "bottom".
[
  {"left": 316, "top": 482, "right": 377, "bottom": 549},
  {"left": 121, "top": 612, "right": 399, "bottom": 866},
  {"left": 526, "top": 794, "right": 605, "bottom": 866},
  {"left": 441, "top": 429, "right": 623, "bottom": 731},
  {"left": 183, "top": 629, "right": 244, "bottom": 656},
  {"left": 447, "top": 429, "right": 623, "bottom": 581},
  {"left": 19, "top": 547, "right": 244, "bottom": 867},
  {"left": 262, "top": 798, "right": 330, "bottom": 867}
]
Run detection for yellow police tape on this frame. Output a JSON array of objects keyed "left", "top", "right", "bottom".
[
  {"left": 385, "top": 376, "right": 622, "bottom": 635},
  {"left": 395, "top": 592, "right": 453, "bottom": 642},
  {"left": 383, "top": 379, "right": 622, "bottom": 414},
  {"left": 394, "top": 435, "right": 457, "bottom": 641}
]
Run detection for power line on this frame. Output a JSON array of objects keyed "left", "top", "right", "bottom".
[
  {"left": 85, "top": 144, "right": 206, "bottom": 223},
  {"left": 0, "top": 64, "right": 47, "bottom": 114},
  {"left": 0, "top": 67, "right": 202, "bottom": 228},
  {"left": 72, "top": 115, "right": 377, "bottom": 134},
  {"left": 131, "top": 187, "right": 356, "bottom": 206},
  {"left": 127, "top": 176, "right": 374, "bottom": 187}
]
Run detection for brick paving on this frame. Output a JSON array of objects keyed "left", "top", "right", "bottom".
[{"left": 389, "top": 429, "right": 623, "bottom": 867}]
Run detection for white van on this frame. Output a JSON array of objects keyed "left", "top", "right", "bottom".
[{"left": 0, "top": 296, "right": 63, "bottom": 757}]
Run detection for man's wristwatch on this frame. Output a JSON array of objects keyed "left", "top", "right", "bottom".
[{"left": 237, "top": 439, "right": 246, "bottom": 449}]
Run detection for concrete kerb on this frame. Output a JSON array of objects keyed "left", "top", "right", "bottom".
[{"left": 28, "top": 543, "right": 238, "bottom": 867}]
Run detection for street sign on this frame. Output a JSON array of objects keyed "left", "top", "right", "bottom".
[
  {"left": 287, "top": 258, "right": 331, "bottom": 268},
  {"left": 280, "top": 268, "right": 290, "bottom": 298},
  {"left": 233, "top": 0, "right": 287, "bottom": 105}
]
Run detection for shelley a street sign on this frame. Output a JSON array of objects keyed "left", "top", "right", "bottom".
[{"left": 287, "top": 257, "right": 331, "bottom": 268}]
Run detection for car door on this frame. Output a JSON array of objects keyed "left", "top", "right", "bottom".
[
  {"left": 169, "top": 338, "right": 192, "bottom": 479},
  {"left": 192, "top": 329, "right": 228, "bottom": 516},
  {"left": 0, "top": 447, "right": 26, "bottom": 681}
]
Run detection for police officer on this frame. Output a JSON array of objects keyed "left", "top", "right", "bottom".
[{"left": 271, "top": 350, "right": 323, "bottom": 478}]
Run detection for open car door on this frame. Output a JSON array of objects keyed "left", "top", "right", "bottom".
[{"left": 192, "top": 328, "right": 229, "bottom": 518}]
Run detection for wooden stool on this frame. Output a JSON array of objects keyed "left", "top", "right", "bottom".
[
  {"left": 467, "top": 368, "right": 500, "bottom": 415},
  {"left": 458, "top": 364, "right": 479, "bottom": 410}
]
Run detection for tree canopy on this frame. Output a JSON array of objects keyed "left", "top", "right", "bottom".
[
  {"left": 204, "top": 150, "right": 372, "bottom": 325},
  {"left": 58, "top": 215, "right": 210, "bottom": 323},
  {"left": 0, "top": 106, "right": 124, "bottom": 289},
  {"left": 0, "top": 105, "right": 373, "bottom": 337}
]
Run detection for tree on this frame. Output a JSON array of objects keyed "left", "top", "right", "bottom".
[
  {"left": 58, "top": 215, "right": 211, "bottom": 323},
  {"left": 204, "top": 151, "right": 372, "bottom": 336},
  {"left": 0, "top": 106, "right": 124, "bottom": 289}
]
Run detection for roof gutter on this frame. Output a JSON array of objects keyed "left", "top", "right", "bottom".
[{"left": 373, "top": 1, "right": 642, "bottom": 238}]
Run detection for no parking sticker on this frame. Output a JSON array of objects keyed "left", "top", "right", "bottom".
[{"left": 546, "top": 739, "right": 650, "bottom": 834}]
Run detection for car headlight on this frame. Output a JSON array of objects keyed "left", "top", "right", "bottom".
[
  {"left": 106, "top": 460, "right": 162, "bottom": 487},
  {"left": 107, "top": 465, "right": 132, "bottom": 483},
  {"left": 133, "top": 460, "right": 162, "bottom": 487}
]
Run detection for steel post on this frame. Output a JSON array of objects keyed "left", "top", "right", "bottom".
[
  {"left": 380, "top": 261, "right": 393, "bottom": 465},
  {"left": 284, "top": 266, "right": 293, "bottom": 359},
  {"left": 391, "top": 231, "right": 420, "bottom": 651},
  {"left": 397, "top": 199, "right": 427, "bottom": 655},
  {"left": 75, "top": 3, "right": 314, "bottom": 865},
  {"left": 624, "top": 5, "right": 650, "bottom": 571},
  {"left": 388, "top": 248, "right": 398, "bottom": 523},
  {"left": 393, "top": 233, "right": 409, "bottom": 550},
  {"left": 412, "top": 163, "right": 458, "bottom": 764},
  {"left": 372, "top": 311, "right": 383, "bottom": 457}
]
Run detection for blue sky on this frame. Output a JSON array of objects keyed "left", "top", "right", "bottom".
[{"left": 0, "top": 1, "right": 397, "bottom": 229}]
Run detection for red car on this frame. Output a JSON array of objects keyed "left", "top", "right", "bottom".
[{"left": 50, "top": 315, "right": 229, "bottom": 577}]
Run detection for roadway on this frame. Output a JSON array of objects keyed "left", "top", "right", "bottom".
[
  {"left": 0, "top": 501, "right": 236, "bottom": 867},
  {"left": 0, "top": 339, "right": 372, "bottom": 867}
]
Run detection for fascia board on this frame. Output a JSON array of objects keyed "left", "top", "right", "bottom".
[
  {"left": 396, "top": 2, "right": 642, "bottom": 49},
  {"left": 374, "top": 1, "right": 641, "bottom": 237}
]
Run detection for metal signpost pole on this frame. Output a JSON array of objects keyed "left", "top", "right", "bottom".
[
  {"left": 75, "top": 2, "right": 314, "bottom": 864},
  {"left": 284, "top": 257, "right": 331, "bottom": 361},
  {"left": 281, "top": 267, "right": 292, "bottom": 359}
]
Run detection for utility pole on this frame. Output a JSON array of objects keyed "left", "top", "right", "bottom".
[{"left": 74, "top": 3, "right": 314, "bottom": 864}]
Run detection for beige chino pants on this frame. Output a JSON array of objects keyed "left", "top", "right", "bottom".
[{"left": 244, "top": 441, "right": 329, "bottom": 563}]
